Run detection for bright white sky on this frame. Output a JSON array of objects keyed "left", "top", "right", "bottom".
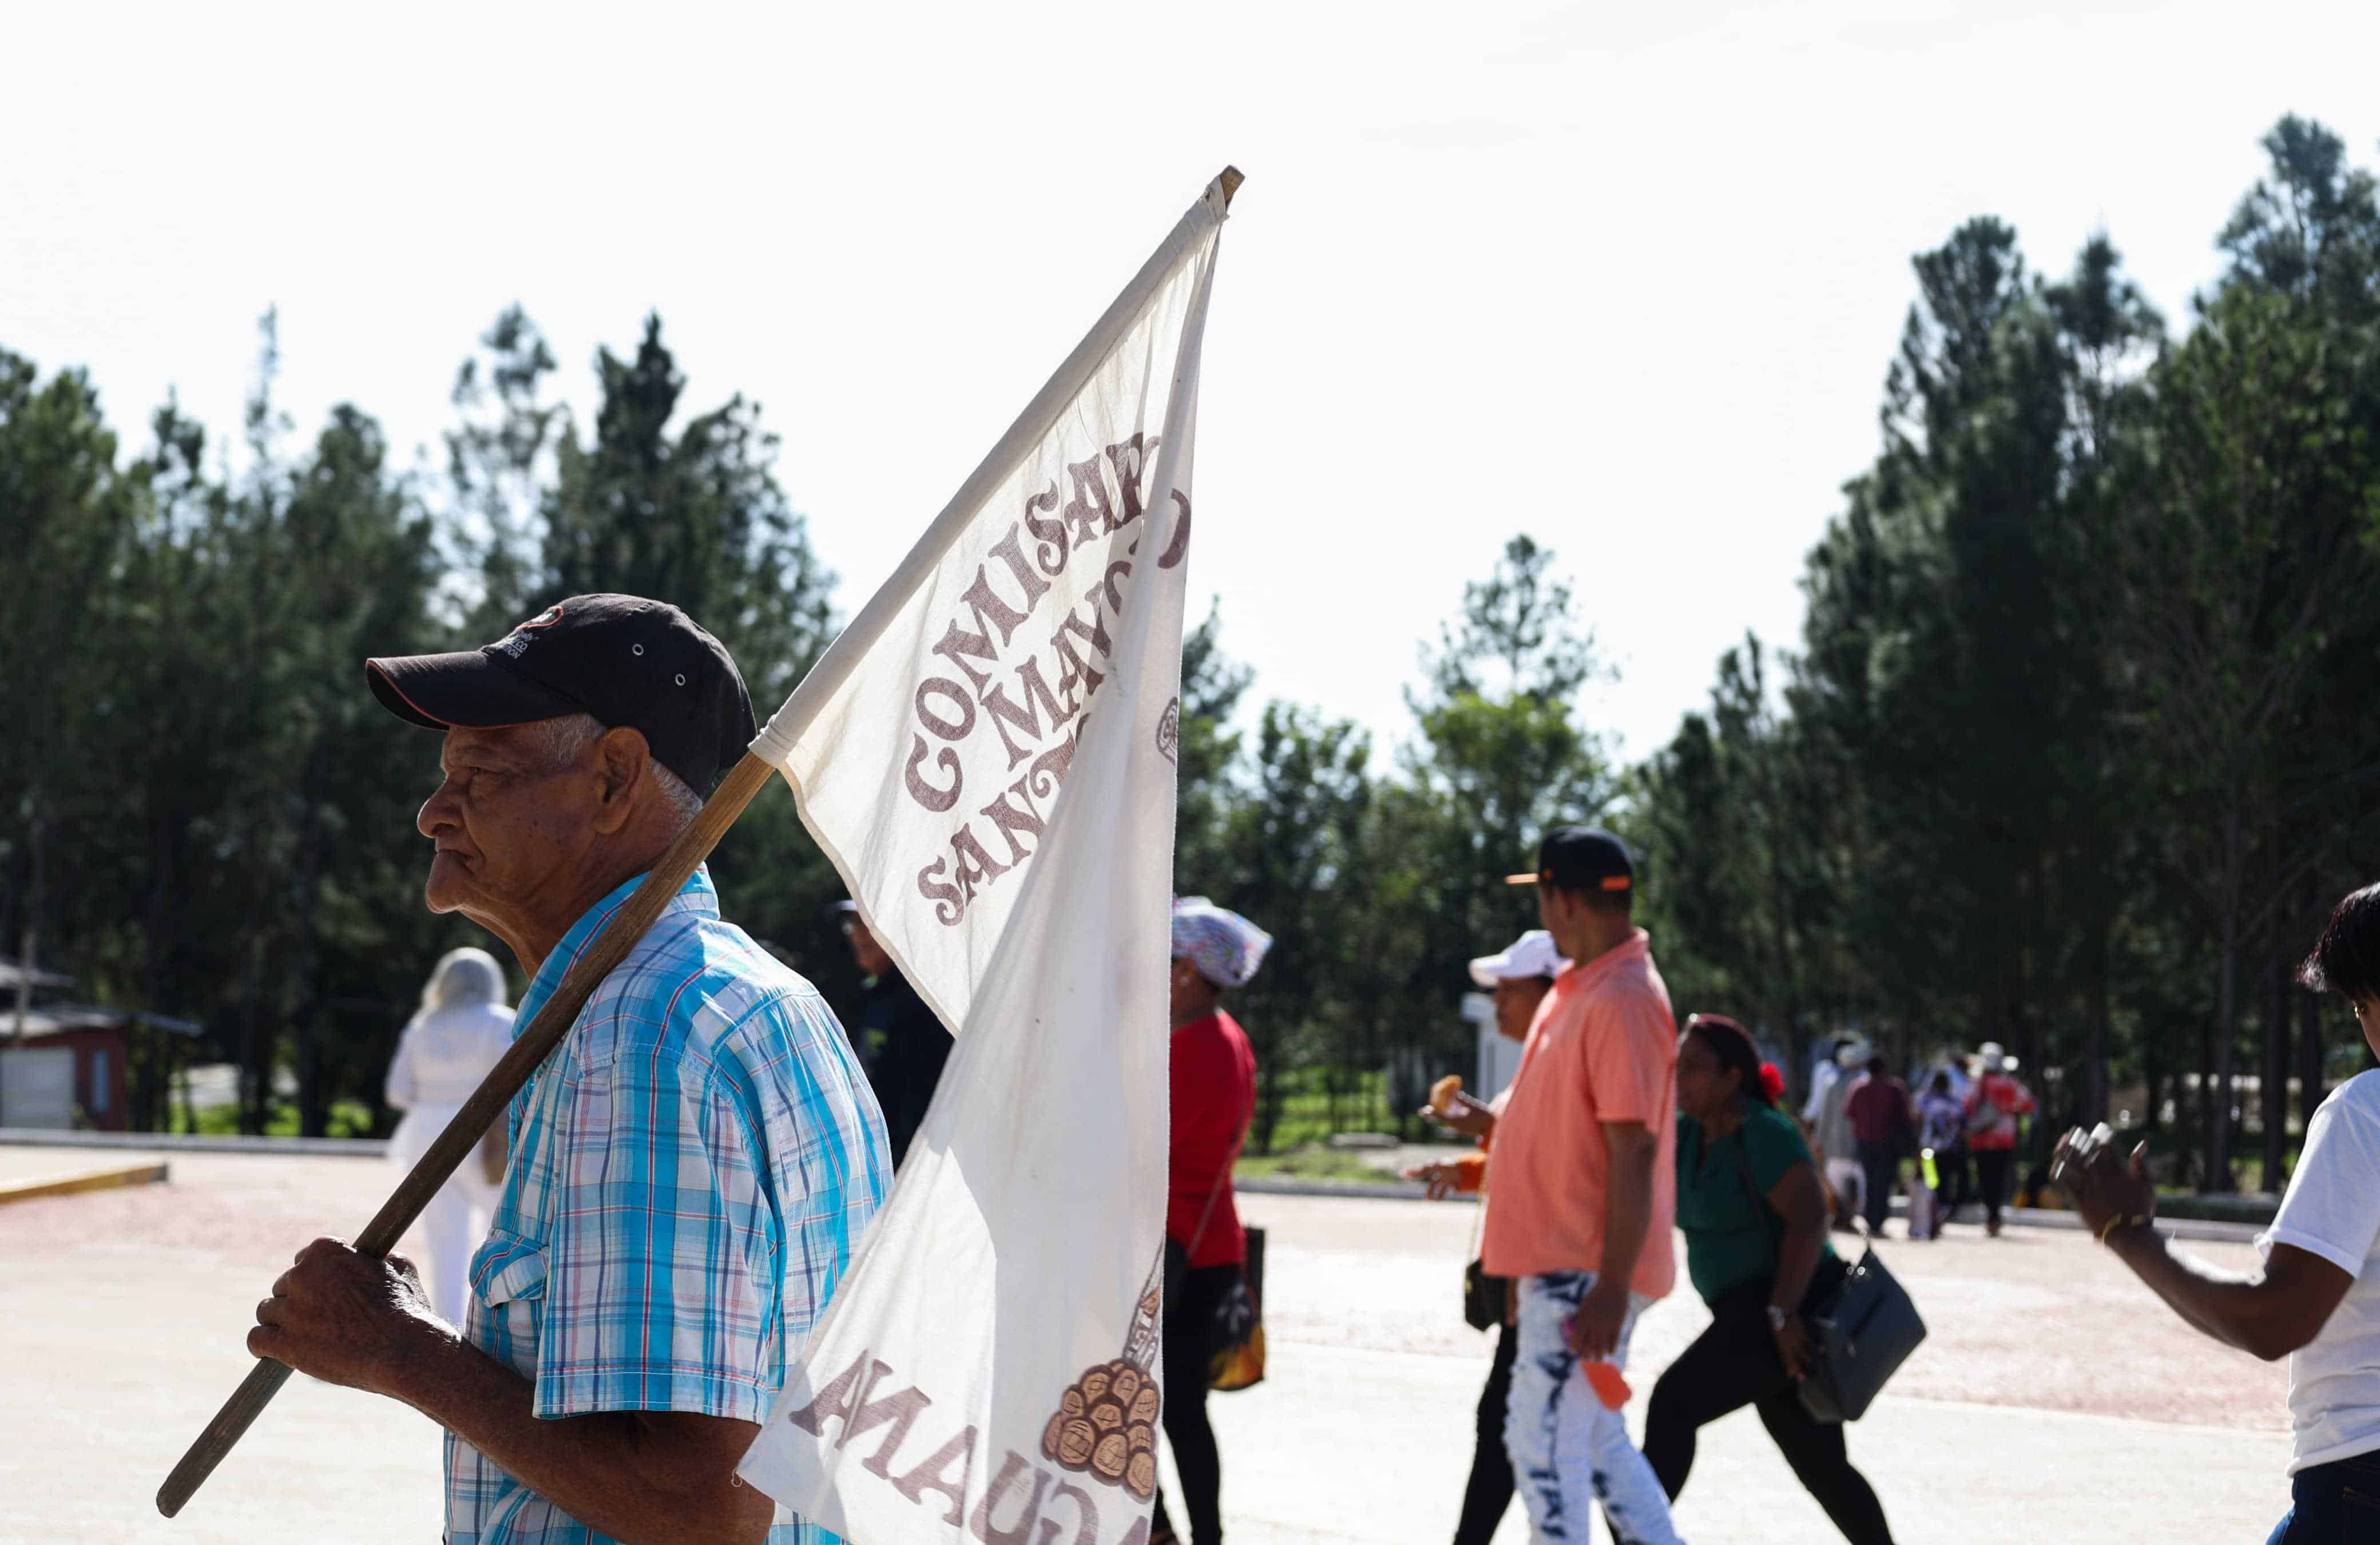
[{"left": 7, "top": 1, "right": 2379, "bottom": 763}]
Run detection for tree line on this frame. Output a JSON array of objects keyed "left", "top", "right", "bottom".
[
  {"left": 6, "top": 116, "right": 2378, "bottom": 1193},
  {"left": 1634, "top": 115, "right": 2380, "bottom": 1193},
  {"left": 0, "top": 307, "right": 845, "bottom": 1135}
]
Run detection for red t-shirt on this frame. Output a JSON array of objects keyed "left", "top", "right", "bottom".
[
  {"left": 1170, "top": 1010, "right": 1257, "bottom": 1267},
  {"left": 1846, "top": 1075, "right": 1911, "bottom": 1145},
  {"left": 1964, "top": 1072, "right": 2034, "bottom": 1152}
]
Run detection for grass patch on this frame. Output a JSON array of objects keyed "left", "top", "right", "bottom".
[
  {"left": 1235, "top": 1142, "right": 1402, "bottom": 1186},
  {"left": 176, "top": 1096, "right": 378, "bottom": 1139},
  {"left": 1260, "top": 1066, "right": 1399, "bottom": 1153}
]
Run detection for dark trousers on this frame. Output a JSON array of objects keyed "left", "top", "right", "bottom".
[
  {"left": 1854, "top": 1139, "right": 1898, "bottom": 1236},
  {"left": 1644, "top": 1278, "right": 1894, "bottom": 1545},
  {"left": 1451, "top": 1321, "right": 1518, "bottom": 1545},
  {"left": 1939, "top": 1142, "right": 1976, "bottom": 1213},
  {"left": 2266, "top": 1448, "right": 2380, "bottom": 1542},
  {"left": 1974, "top": 1148, "right": 2014, "bottom": 1232},
  {"left": 1153, "top": 1262, "right": 1237, "bottom": 1545}
]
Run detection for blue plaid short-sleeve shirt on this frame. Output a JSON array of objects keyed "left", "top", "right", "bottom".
[{"left": 445, "top": 866, "right": 892, "bottom": 1544}]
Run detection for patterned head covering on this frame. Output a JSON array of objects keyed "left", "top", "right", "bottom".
[{"left": 1171, "top": 897, "right": 1273, "bottom": 989}]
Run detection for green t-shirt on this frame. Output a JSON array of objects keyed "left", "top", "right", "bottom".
[{"left": 1674, "top": 1104, "right": 1835, "bottom": 1305}]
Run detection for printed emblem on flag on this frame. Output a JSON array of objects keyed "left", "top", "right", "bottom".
[{"left": 1040, "top": 1259, "right": 1165, "bottom": 1500}]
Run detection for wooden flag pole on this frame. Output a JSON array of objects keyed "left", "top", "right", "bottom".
[{"left": 155, "top": 751, "right": 778, "bottom": 1519}]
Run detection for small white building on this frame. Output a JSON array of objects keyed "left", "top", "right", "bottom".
[{"left": 1466, "top": 992, "right": 1527, "bottom": 1105}]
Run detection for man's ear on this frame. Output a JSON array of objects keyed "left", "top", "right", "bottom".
[{"left": 590, "top": 727, "right": 650, "bottom": 834}]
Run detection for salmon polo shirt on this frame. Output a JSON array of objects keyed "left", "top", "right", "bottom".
[{"left": 1481, "top": 929, "right": 1679, "bottom": 1297}]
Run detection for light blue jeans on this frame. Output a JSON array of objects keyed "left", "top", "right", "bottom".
[{"left": 1505, "top": 1271, "right": 1684, "bottom": 1544}]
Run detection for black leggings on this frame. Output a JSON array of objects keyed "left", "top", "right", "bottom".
[
  {"left": 1974, "top": 1148, "right": 2014, "bottom": 1231},
  {"left": 1644, "top": 1277, "right": 1894, "bottom": 1545},
  {"left": 1452, "top": 1320, "right": 1518, "bottom": 1545},
  {"left": 1152, "top": 1263, "right": 1237, "bottom": 1545}
]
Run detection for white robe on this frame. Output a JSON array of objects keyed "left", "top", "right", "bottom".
[{"left": 384, "top": 999, "right": 515, "bottom": 1325}]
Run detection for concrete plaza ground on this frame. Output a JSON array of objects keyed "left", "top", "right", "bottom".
[{"left": 0, "top": 1147, "right": 2299, "bottom": 1544}]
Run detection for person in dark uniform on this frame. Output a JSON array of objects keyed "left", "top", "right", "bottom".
[{"left": 835, "top": 900, "right": 951, "bottom": 1169}]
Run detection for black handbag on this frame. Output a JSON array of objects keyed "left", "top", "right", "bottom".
[
  {"left": 1796, "top": 1237, "right": 1927, "bottom": 1424},
  {"left": 1462, "top": 1258, "right": 1507, "bottom": 1332},
  {"left": 1209, "top": 1226, "right": 1264, "bottom": 1391},
  {"left": 1724, "top": 1124, "right": 1924, "bottom": 1424},
  {"left": 1460, "top": 1156, "right": 1507, "bottom": 1332}
]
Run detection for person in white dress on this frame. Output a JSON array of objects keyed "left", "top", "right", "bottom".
[{"left": 383, "top": 946, "right": 515, "bottom": 1325}]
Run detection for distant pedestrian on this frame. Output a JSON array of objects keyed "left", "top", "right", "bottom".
[
  {"left": 1922, "top": 1059, "right": 1977, "bottom": 1218},
  {"left": 1844, "top": 1055, "right": 1911, "bottom": 1236},
  {"left": 1812, "top": 1040, "right": 1870, "bottom": 1231},
  {"left": 1156, "top": 897, "right": 1270, "bottom": 1545},
  {"left": 2054, "top": 881, "right": 2380, "bottom": 1542},
  {"left": 1963, "top": 1041, "right": 2036, "bottom": 1237},
  {"left": 835, "top": 899, "right": 950, "bottom": 1169},
  {"left": 1911, "top": 1073, "right": 1964, "bottom": 1239},
  {"left": 383, "top": 945, "right": 515, "bottom": 1325},
  {"left": 1484, "top": 826, "right": 1684, "bottom": 1545},
  {"left": 1801, "top": 1035, "right": 1853, "bottom": 1128},
  {"left": 1648, "top": 1013, "right": 1895, "bottom": 1544},
  {"left": 1407, "top": 928, "right": 1568, "bottom": 1545}
]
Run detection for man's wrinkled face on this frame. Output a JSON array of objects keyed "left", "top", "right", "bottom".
[{"left": 416, "top": 724, "right": 589, "bottom": 921}]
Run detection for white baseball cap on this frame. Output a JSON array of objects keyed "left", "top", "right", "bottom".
[{"left": 1470, "top": 929, "right": 1570, "bottom": 989}]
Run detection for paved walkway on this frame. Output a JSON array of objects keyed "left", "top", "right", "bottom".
[
  {"left": 0, "top": 1151, "right": 2299, "bottom": 1543},
  {"left": 1221, "top": 1193, "right": 2292, "bottom": 1543}
]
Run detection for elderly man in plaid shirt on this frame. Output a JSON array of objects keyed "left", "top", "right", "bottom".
[{"left": 247, "top": 595, "right": 892, "bottom": 1544}]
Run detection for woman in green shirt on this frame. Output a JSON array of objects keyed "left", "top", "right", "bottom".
[{"left": 1643, "top": 1014, "right": 1895, "bottom": 1545}]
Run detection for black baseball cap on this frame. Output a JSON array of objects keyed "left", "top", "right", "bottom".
[
  {"left": 366, "top": 593, "right": 757, "bottom": 795},
  {"left": 1505, "top": 825, "right": 1634, "bottom": 896}
]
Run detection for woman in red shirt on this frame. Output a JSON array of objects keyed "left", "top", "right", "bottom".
[
  {"left": 1962, "top": 1041, "right": 2036, "bottom": 1237},
  {"left": 1155, "top": 898, "right": 1267, "bottom": 1545}
]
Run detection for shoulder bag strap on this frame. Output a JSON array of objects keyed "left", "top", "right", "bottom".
[
  {"left": 1188, "top": 1100, "right": 1253, "bottom": 1257},
  {"left": 1462, "top": 1123, "right": 1494, "bottom": 1255},
  {"left": 1732, "top": 1126, "right": 1776, "bottom": 1234}
]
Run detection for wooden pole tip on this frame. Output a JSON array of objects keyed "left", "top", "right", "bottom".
[{"left": 1218, "top": 167, "right": 1244, "bottom": 208}]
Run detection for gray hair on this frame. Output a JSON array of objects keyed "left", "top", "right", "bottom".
[{"left": 527, "top": 713, "right": 703, "bottom": 835}]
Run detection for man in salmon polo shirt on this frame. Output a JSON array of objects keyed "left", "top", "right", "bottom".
[{"left": 1482, "top": 825, "right": 1684, "bottom": 1545}]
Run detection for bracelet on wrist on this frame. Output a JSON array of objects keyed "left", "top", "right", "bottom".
[{"left": 2096, "top": 1213, "right": 2152, "bottom": 1246}]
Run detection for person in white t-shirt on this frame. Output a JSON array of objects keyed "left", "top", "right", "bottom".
[{"left": 2055, "top": 882, "right": 2380, "bottom": 1543}]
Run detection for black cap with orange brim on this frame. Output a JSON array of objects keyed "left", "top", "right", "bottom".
[{"left": 1503, "top": 825, "right": 1635, "bottom": 894}]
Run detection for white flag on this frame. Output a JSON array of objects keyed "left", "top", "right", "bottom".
[{"left": 736, "top": 173, "right": 1229, "bottom": 1545}]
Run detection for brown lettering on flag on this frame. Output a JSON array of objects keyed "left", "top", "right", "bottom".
[
  {"left": 888, "top": 434, "right": 1171, "bottom": 922},
  {"left": 888, "top": 1425, "right": 979, "bottom": 1526},
  {"left": 969, "top": 1451, "right": 1053, "bottom": 1545}
]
